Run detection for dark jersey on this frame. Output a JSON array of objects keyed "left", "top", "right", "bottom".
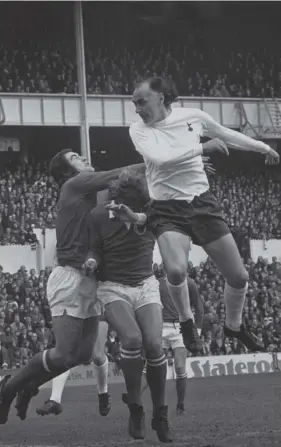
[
  {"left": 55, "top": 170, "right": 114, "bottom": 269},
  {"left": 88, "top": 204, "right": 155, "bottom": 286},
  {"left": 159, "top": 276, "right": 203, "bottom": 325}
]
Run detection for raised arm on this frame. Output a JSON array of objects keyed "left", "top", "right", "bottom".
[
  {"left": 130, "top": 124, "right": 202, "bottom": 167},
  {"left": 199, "top": 110, "right": 272, "bottom": 154},
  {"left": 105, "top": 202, "right": 147, "bottom": 226},
  {"left": 68, "top": 163, "right": 146, "bottom": 195}
]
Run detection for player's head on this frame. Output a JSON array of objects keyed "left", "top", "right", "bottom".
[
  {"left": 49, "top": 149, "right": 94, "bottom": 184},
  {"left": 108, "top": 167, "right": 149, "bottom": 211},
  {"left": 132, "top": 76, "right": 178, "bottom": 125}
]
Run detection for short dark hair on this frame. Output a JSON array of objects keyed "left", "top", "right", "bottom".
[
  {"left": 108, "top": 168, "right": 149, "bottom": 211},
  {"left": 49, "top": 149, "right": 75, "bottom": 184},
  {"left": 143, "top": 76, "right": 178, "bottom": 107}
]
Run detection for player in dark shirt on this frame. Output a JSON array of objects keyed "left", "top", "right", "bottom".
[
  {"left": 0, "top": 149, "right": 145, "bottom": 425},
  {"left": 84, "top": 168, "right": 173, "bottom": 443},
  {"left": 155, "top": 263, "right": 204, "bottom": 415}
]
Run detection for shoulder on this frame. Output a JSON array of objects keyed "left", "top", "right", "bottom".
[
  {"left": 89, "top": 204, "right": 108, "bottom": 219},
  {"left": 63, "top": 171, "right": 96, "bottom": 193},
  {"left": 173, "top": 107, "right": 209, "bottom": 121},
  {"left": 129, "top": 120, "right": 150, "bottom": 140}
]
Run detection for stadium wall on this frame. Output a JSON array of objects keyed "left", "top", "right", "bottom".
[
  {"left": 0, "top": 237, "right": 280, "bottom": 272},
  {"left": 0, "top": 353, "right": 279, "bottom": 389},
  {"left": 250, "top": 239, "right": 281, "bottom": 262}
]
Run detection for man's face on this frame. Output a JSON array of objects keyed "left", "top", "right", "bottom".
[
  {"left": 132, "top": 83, "right": 166, "bottom": 125},
  {"left": 63, "top": 152, "right": 95, "bottom": 173}
]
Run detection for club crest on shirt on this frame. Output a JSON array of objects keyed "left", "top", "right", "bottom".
[{"left": 187, "top": 122, "right": 193, "bottom": 132}]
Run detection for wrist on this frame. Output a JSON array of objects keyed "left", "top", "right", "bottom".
[
  {"left": 259, "top": 143, "right": 271, "bottom": 154},
  {"left": 87, "top": 258, "right": 98, "bottom": 267},
  {"left": 134, "top": 213, "right": 147, "bottom": 225},
  {"left": 132, "top": 213, "right": 139, "bottom": 223},
  {"left": 202, "top": 142, "right": 211, "bottom": 154}
]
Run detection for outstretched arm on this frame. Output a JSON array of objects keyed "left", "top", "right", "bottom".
[
  {"left": 68, "top": 163, "right": 146, "bottom": 195},
  {"left": 105, "top": 202, "right": 147, "bottom": 226},
  {"left": 199, "top": 110, "right": 279, "bottom": 163}
]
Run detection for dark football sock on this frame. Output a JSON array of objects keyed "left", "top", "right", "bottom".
[
  {"left": 146, "top": 354, "right": 167, "bottom": 410},
  {"left": 3, "top": 350, "right": 66, "bottom": 400},
  {"left": 176, "top": 373, "right": 188, "bottom": 407},
  {"left": 120, "top": 348, "right": 144, "bottom": 406}
]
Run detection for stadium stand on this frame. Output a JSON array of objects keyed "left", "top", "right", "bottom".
[{"left": 0, "top": 3, "right": 281, "bottom": 97}]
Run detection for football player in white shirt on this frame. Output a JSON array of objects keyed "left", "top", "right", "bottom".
[{"left": 108, "top": 76, "right": 279, "bottom": 355}]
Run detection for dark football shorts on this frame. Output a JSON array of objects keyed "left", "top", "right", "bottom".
[{"left": 146, "top": 189, "right": 230, "bottom": 246}]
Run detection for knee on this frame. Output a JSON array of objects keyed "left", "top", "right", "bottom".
[
  {"left": 78, "top": 345, "right": 94, "bottom": 365},
  {"left": 144, "top": 340, "right": 164, "bottom": 360},
  {"left": 165, "top": 263, "right": 187, "bottom": 285},
  {"left": 51, "top": 348, "right": 81, "bottom": 370},
  {"left": 226, "top": 269, "right": 249, "bottom": 289},
  {"left": 174, "top": 365, "right": 187, "bottom": 379},
  {"left": 93, "top": 352, "right": 106, "bottom": 366},
  {"left": 121, "top": 332, "right": 142, "bottom": 351}
]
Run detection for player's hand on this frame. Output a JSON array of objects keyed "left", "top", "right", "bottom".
[
  {"left": 202, "top": 138, "right": 229, "bottom": 156},
  {"left": 202, "top": 156, "right": 216, "bottom": 175},
  {"left": 265, "top": 148, "right": 279, "bottom": 165},
  {"left": 105, "top": 202, "right": 137, "bottom": 223},
  {"left": 83, "top": 258, "right": 98, "bottom": 272}
]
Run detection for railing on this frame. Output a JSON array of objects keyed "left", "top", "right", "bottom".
[
  {"left": 0, "top": 93, "right": 280, "bottom": 130},
  {"left": 0, "top": 98, "right": 6, "bottom": 125}
]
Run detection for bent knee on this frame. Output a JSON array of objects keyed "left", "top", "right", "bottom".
[
  {"left": 121, "top": 333, "right": 142, "bottom": 351},
  {"left": 165, "top": 264, "right": 187, "bottom": 285},
  {"left": 51, "top": 349, "right": 81, "bottom": 370},
  {"left": 175, "top": 365, "right": 187, "bottom": 378},
  {"left": 144, "top": 341, "right": 164, "bottom": 360},
  {"left": 93, "top": 353, "right": 107, "bottom": 366},
  {"left": 227, "top": 269, "right": 249, "bottom": 289}
]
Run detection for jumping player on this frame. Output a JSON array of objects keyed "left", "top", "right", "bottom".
[
  {"left": 0, "top": 150, "right": 144, "bottom": 424},
  {"left": 84, "top": 169, "right": 173, "bottom": 443},
  {"left": 109, "top": 76, "right": 279, "bottom": 355}
]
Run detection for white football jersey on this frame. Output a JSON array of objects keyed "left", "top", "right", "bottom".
[{"left": 130, "top": 108, "right": 270, "bottom": 202}]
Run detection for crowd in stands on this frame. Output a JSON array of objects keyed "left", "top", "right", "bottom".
[
  {"left": 1, "top": 37, "right": 280, "bottom": 99},
  {"left": 0, "top": 253, "right": 281, "bottom": 369},
  {"left": 0, "top": 4, "right": 280, "bottom": 98},
  {"left": 1, "top": 158, "right": 280, "bottom": 245},
  {"left": 0, "top": 159, "right": 56, "bottom": 245}
]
